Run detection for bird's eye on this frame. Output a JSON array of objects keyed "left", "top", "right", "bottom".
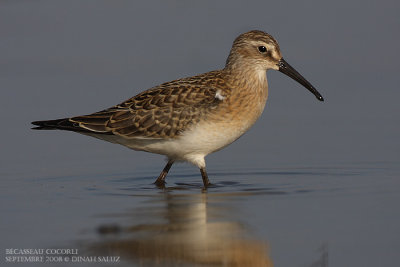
[{"left": 258, "top": 46, "right": 267, "bottom": 53}]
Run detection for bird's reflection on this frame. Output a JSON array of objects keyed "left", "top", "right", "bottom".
[{"left": 89, "top": 191, "right": 272, "bottom": 266}]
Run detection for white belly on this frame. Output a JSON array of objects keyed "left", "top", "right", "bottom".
[
  {"left": 135, "top": 113, "right": 259, "bottom": 166},
  {"left": 87, "top": 115, "right": 254, "bottom": 168}
]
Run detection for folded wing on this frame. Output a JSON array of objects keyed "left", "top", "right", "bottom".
[{"left": 33, "top": 71, "right": 228, "bottom": 139}]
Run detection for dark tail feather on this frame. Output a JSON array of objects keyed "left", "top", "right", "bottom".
[{"left": 31, "top": 118, "right": 84, "bottom": 132}]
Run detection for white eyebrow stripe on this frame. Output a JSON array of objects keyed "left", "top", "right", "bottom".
[{"left": 215, "top": 90, "right": 226, "bottom": 101}]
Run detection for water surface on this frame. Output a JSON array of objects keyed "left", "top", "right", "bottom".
[{"left": 3, "top": 163, "right": 399, "bottom": 266}]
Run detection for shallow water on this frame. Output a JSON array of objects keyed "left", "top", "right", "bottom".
[{"left": 2, "top": 162, "right": 399, "bottom": 266}]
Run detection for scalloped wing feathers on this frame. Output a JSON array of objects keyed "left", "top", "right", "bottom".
[{"left": 69, "top": 71, "right": 230, "bottom": 139}]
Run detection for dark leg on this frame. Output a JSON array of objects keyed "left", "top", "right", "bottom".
[
  {"left": 154, "top": 160, "right": 174, "bottom": 186},
  {"left": 200, "top": 167, "right": 211, "bottom": 188}
]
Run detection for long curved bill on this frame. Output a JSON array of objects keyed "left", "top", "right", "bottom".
[{"left": 278, "top": 58, "right": 324, "bottom": 101}]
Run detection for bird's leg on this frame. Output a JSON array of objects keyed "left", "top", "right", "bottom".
[
  {"left": 200, "top": 167, "right": 211, "bottom": 188},
  {"left": 154, "top": 160, "right": 174, "bottom": 187}
]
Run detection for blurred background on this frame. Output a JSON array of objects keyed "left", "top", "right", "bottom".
[
  {"left": 1, "top": 1, "right": 399, "bottom": 266},
  {"left": 1, "top": 0, "right": 398, "bottom": 175}
]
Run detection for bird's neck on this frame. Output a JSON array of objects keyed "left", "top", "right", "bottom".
[{"left": 223, "top": 64, "right": 269, "bottom": 103}]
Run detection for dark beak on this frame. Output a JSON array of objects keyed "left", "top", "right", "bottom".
[{"left": 278, "top": 58, "right": 324, "bottom": 101}]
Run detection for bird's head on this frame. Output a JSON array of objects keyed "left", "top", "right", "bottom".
[{"left": 225, "top": 30, "right": 324, "bottom": 101}]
